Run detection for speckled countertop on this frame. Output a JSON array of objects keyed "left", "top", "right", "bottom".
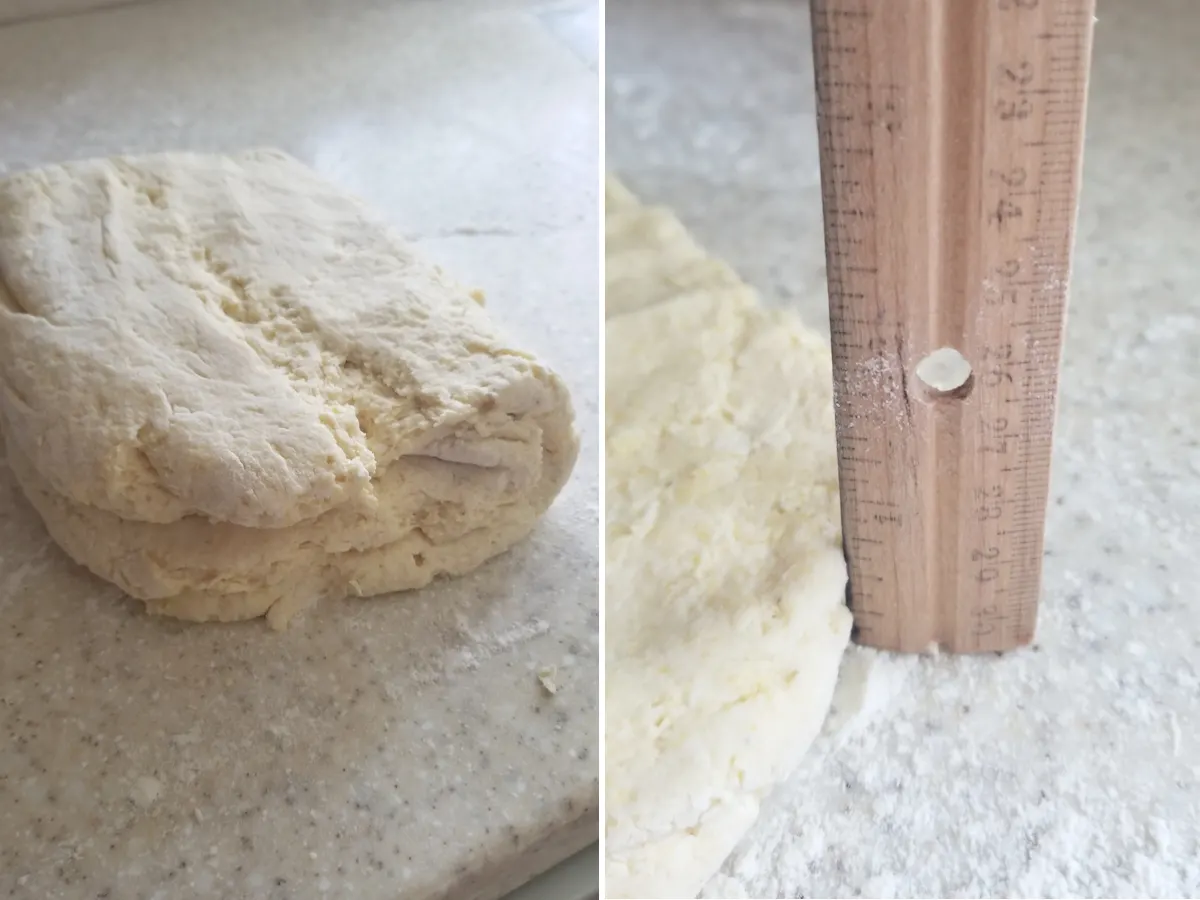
[
  {"left": 609, "top": 1, "right": 1199, "bottom": 897},
  {"left": 0, "top": 1, "right": 598, "bottom": 898}
]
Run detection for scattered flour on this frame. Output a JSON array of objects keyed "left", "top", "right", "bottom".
[
  {"left": 698, "top": 311, "right": 1200, "bottom": 897},
  {"left": 703, "top": 634, "right": 1199, "bottom": 898},
  {"left": 409, "top": 614, "right": 553, "bottom": 686}
]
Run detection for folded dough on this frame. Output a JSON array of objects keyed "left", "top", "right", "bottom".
[
  {"left": 604, "top": 178, "right": 851, "bottom": 898},
  {"left": 0, "top": 150, "right": 577, "bottom": 625}
]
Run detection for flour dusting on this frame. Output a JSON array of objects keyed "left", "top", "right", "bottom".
[{"left": 410, "top": 615, "right": 553, "bottom": 685}]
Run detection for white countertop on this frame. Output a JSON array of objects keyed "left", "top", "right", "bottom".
[
  {"left": 609, "top": 0, "right": 1199, "bottom": 896},
  {"left": 0, "top": 1, "right": 599, "bottom": 898}
]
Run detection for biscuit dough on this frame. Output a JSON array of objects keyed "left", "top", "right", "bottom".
[
  {"left": 0, "top": 150, "right": 577, "bottom": 625},
  {"left": 604, "top": 177, "right": 740, "bottom": 320},
  {"left": 604, "top": 179, "right": 852, "bottom": 898}
]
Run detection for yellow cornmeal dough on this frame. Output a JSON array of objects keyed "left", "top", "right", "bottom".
[
  {"left": 604, "top": 177, "right": 851, "bottom": 898},
  {"left": 0, "top": 150, "right": 577, "bottom": 625}
]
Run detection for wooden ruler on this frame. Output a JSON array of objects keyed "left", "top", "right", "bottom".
[{"left": 810, "top": 0, "right": 1095, "bottom": 653}]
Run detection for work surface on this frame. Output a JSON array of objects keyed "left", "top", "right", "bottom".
[
  {"left": 609, "top": 0, "right": 1198, "bottom": 896},
  {"left": 0, "top": 1, "right": 599, "bottom": 898}
]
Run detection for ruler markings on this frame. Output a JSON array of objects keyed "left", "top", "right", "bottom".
[{"left": 812, "top": 0, "right": 1093, "bottom": 652}]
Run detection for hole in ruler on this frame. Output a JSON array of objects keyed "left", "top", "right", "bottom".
[{"left": 915, "top": 347, "right": 973, "bottom": 398}]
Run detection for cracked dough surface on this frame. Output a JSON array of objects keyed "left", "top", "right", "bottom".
[
  {"left": 604, "top": 177, "right": 852, "bottom": 898},
  {"left": 0, "top": 149, "right": 577, "bottom": 625}
]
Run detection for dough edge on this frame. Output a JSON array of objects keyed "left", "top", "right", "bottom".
[
  {"left": 603, "top": 175, "right": 852, "bottom": 897},
  {"left": 3, "top": 408, "right": 578, "bottom": 628}
]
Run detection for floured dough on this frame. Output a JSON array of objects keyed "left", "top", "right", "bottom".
[
  {"left": 604, "top": 176, "right": 740, "bottom": 320},
  {"left": 604, "top": 178, "right": 852, "bottom": 898},
  {"left": 0, "top": 150, "right": 577, "bottom": 625}
]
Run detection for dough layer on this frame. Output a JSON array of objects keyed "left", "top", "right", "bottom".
[
  {"left": 0, "top": 149, "right": 564, "bottom": 528},
  {"left": 0, "top": 150, "right": 577, "bottom": 625},
  {"left": 604, "top": 178, "right": 851, "bottom": 898}
]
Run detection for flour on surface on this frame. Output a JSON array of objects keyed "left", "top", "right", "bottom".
[{"left": 704, "top": 430, "right": 1200, "bottom": 898}]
